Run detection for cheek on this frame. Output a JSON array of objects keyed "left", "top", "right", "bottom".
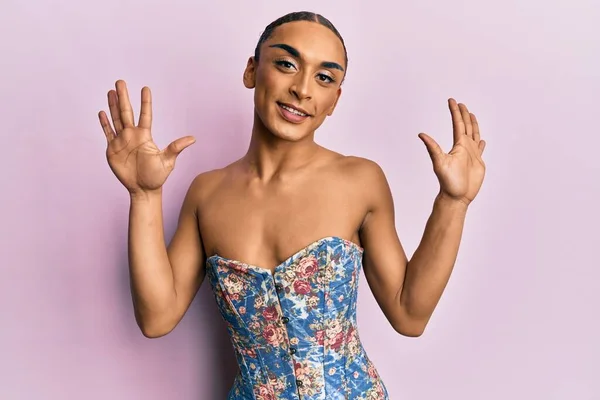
[
  {"left": 316, "top": 92, "right": 339, "bottom": 115},
  {"left": 254, "top": 69, "right": 282, "bottom": 110},
  {"left": 256, "top": 67, "right": 280, "bottom": 93}
]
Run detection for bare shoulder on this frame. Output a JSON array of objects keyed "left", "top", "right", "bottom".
[
  {"left": 332, "top": 155, "right": 390, "bottom": 196},
  {"left": 337, "top": 155, "right": 385, "bottom": 178},
  {"left": 185, "top": 165, "right": 231, "bottom": 205},
  {"left": 314, "top": 150, "right": 393, "bottom": 221}
]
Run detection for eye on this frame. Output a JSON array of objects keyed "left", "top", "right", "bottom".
[
  {"left": 275, "top": 60, "right": 296, "bottom": 70},
  {"left": 317, "top": 73, "right": 335, "bottom": 84}
]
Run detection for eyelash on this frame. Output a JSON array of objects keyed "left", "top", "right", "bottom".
[{"left": 274, "top": 60, "right": 336, "bottom": 84}]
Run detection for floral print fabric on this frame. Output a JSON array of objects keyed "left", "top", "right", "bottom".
[{"left": 205, "top": 236, "right": 389, "bottom": 399}]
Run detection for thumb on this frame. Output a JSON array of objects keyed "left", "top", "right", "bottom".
[
  {"left": 163, "top": 135, "right": 196, "bottom": 161},
  {"left": 418, "top": 133, "right": 443, "bottom": 161}
]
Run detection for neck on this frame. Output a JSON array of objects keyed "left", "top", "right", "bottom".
[{"left": 242, "top": 111, "right": 320, "bottom": 182}]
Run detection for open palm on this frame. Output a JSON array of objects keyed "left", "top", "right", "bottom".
[
  {"left": 98, "top": 80, "right": 196, "bottom": 195},
  {"left": 418, "top": 99, "right": 487, "bottom": 206}
]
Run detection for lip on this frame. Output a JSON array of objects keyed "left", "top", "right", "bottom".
[{"left": 277, "top": 102, "right": 312, "bottom": 117}]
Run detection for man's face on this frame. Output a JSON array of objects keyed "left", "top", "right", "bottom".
[{"left": 244, "top": 21, "right": 346, "bottom": 142}]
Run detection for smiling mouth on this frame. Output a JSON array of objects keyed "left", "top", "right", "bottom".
[{"left": 277, "top": 102, "right": 310, "bottom": 117}]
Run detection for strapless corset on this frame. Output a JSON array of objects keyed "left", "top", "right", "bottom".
[{"left": 205, "top": 236, "right": 389, "bottom": 400}]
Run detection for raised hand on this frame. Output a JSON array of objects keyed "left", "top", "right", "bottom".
[
  {"left": 98, "top": 80, "right": 196, "bottom": 196},
  {"left": 418, "top": 98, "right": 487, "bottom": 206}
]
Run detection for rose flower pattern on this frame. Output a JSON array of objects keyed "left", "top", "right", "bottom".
[{"left": 205, "top": 236, "right": 389, "bottom": 399}]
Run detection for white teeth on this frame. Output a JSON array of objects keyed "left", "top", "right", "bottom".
[{"left": 281, "top": 104, "right": 307, "bottom": 117}]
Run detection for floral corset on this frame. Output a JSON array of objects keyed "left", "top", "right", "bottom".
[{"left": 205, "top": 236, "right": 389, "bottom": 400}]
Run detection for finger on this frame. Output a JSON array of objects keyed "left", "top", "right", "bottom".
[
  {"left": 98, "top": 110, "right": 116, "bottom": 142},
  {"left": 138, "top": 86, "right": 152, "bottom": 129},
  {"left": 471, "top": 113, "right": 480, "bottom": 142},
  {"left": 479, "top": 139, "right": 486, "bottom": 155},
  {"left": 459, "top": 103, "right": 473, "bottom": 139},
  {"left": 163, "top": 136, "right": 196, "bottom": 161},
  {"left": 107, "top": 90, "right": 123, "bottom": 134},
  {"left": 418, "top": 132, "right": 444, "bottom": 161},
  {"left": 115, "top": 80, "right": 135, "bottom": 127},
  {"left": 448, "top": 98, "right": 465, "bottom": 144}
]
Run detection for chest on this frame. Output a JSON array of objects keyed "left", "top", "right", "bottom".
[{"left": 198, "top": 175, "right": 366, "bottom": 271}]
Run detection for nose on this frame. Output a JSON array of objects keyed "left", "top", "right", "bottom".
[{"left": 289, "top": 71, "right": 311, "bottom": 101}]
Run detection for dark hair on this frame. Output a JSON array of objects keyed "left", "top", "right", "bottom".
[{"left": 254, "top": 11, "right": 348, "bottom": 76}]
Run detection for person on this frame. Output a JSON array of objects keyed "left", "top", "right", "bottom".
[{"left": 97, "top": 10, "right": 486, "bottom": 400}]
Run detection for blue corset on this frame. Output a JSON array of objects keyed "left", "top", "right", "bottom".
[{"left": 206, "top": 236, "right": 389, "bottom": 400}]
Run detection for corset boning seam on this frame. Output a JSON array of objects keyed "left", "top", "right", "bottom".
[{"left": 214, "top": 275, "right": 259, "bottom": 400}]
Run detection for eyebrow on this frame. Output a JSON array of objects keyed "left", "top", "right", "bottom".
[{"left": 268, "top": 43, "right": 345, "bottom": 72}]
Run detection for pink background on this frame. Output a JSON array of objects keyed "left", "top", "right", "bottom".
[{"left": 2, "top": 1, "right": 599, "bottom": 399}]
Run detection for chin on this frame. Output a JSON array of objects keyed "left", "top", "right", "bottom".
[
  {"left": 269, "top": 124, "right": 312, "bottom": 142},
  {"left": 261, "top": 114, "right": 313, "bottom": 142},
  {"left": 254, "top": 105, "right": 319, "bottom": 142}
]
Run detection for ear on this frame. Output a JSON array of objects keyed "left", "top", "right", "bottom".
[
  {"left": 243, "top": 56, "right": 257, "bottom": 89},
  {"left": 327, "top": 87, "right": 343, "bottom": 116}
]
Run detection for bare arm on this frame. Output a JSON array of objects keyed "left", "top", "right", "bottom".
[
  {"left": 359, "top": 164, "right": 468, "bottom": 337},
  {"left": 359, "top": 99, "right": 486, "bottom": 337},
  {"left": 98, "top": 80, "right": 203, "bottom": 338},
  {"left": 128, "top": 177, "right": 205, "bottom": 338},
  {"left": 399, "top": 193, "right": 468, "bottom": 328}
]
